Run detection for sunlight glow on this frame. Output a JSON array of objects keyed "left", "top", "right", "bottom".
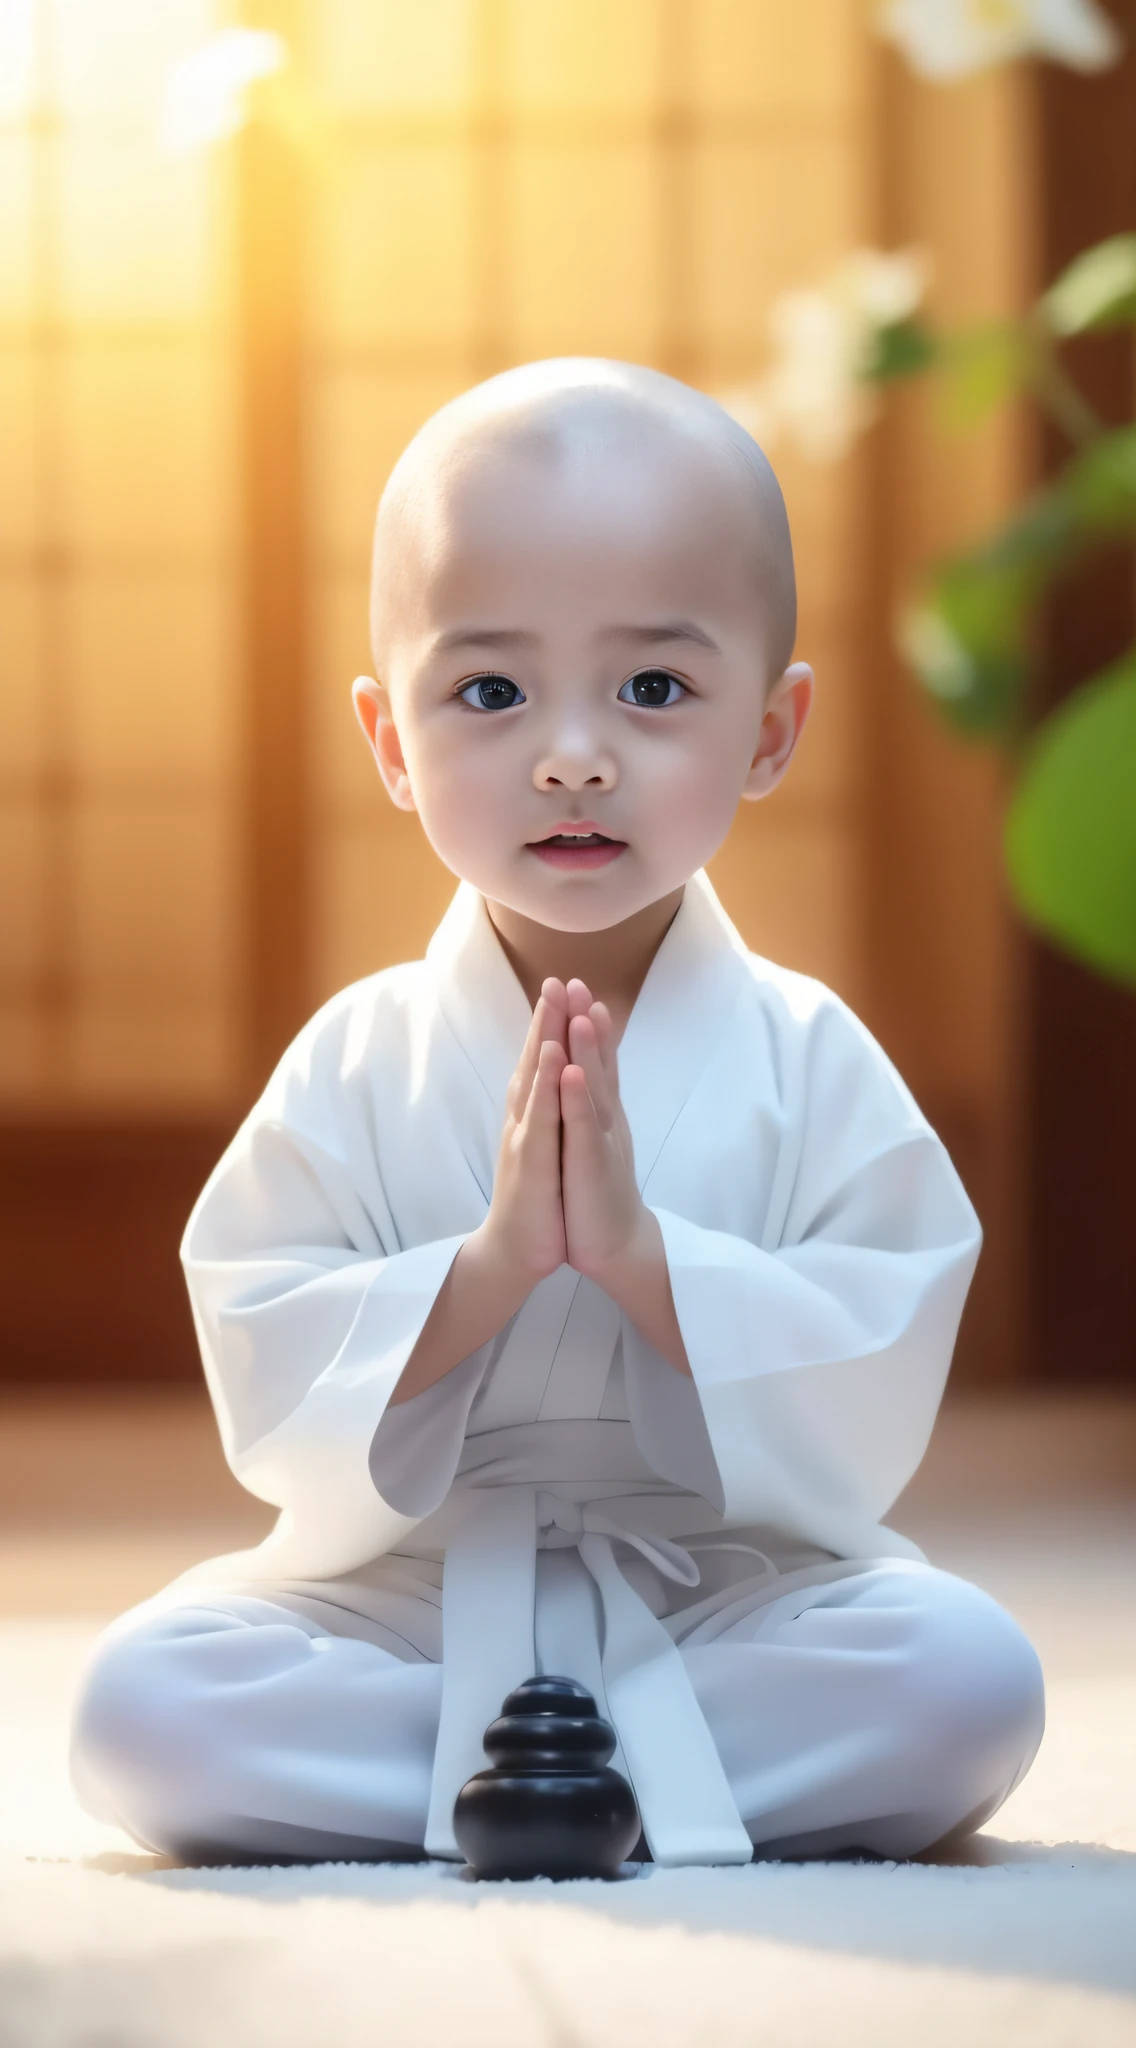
[
  {"left": 0, "top": 0, "right": 35, "bottom": 119},
  {"left": 159, "top": 26, "right": 286, "bottom": 155}
]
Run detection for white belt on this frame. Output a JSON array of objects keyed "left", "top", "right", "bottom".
[{"left": 424, "top": 1487, "right": 756, "bottom": 1867}]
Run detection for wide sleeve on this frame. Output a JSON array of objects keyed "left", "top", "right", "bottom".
[
  {"left": 182, "top": 1000, "right": 495, "bottom": 1581},
  {"left": 625, "top": 994, "right": 982, "bottom": 1560}
]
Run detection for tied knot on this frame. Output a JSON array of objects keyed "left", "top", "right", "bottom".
[
  {"left": 427, "top": 1482, "right": 757, "bottom": 1866},
  {"left": 535, "top": 1492, "right": 701, "bottom": 1590}
]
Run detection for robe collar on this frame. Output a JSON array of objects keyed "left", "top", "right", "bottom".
[{"left": 425, "top": 870, "right": 753, "bottom": 1193}]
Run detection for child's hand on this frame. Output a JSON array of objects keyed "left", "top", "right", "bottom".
[
  {"left": 481, "top": 981, "right": 569, "bottom": 1285},
  {"left": 559, "top": 980, "right": 645, "bottom": 1284}
]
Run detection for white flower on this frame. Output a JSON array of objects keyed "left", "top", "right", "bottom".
[
  {"left": 721, "top": 248, "right": 930, "bottom": 464},
  {"left": 761, "top": 289, "right": 878, "bottom": 462},
  {"left": 841, "top": 247, "right": 929, "bottom": 328},
  {"left": 160, "top": 28, "right": 287, "bottom": 154},
  {"left": 897, "top": 605, "right": 975, "bottom": 699},
  {"left": 877, "top": 0, "right": 1122, "bottom": 79}
]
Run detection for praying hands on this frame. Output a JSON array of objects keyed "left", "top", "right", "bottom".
[
  {"left": 486, "top": 974, "right": 693, "bottom": 1373},
  {"left": 491, "top": 976, "right": 642, "bottom": 1287},
  {"left": 391, "top": 977, "right": 691, "bottom": 1405}
]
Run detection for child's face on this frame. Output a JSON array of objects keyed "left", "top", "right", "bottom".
[{"left": 357, "top": 430, "right": 811, "bottom": 934}]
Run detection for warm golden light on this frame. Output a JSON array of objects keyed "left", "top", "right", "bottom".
[
  {"left": 0, "top": 0, "right": 34, "bottom": 119},
  {"left": 1, "top": 0, "right": 1024, "bottom": 1150},
  {"left": 159, "top": 26, "right": 287, "bottom": 155}
]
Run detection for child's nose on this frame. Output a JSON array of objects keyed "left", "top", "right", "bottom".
[{"left": 533, "top": 732, "right": 618, "bottom": 792}]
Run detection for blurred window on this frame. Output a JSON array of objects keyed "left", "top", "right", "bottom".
[
  {"left": 0, "top": 0, "right": 866, "bottom": 1114},
  {"left": 0, "top": 0, "right": 239, "bottom": 1111}
]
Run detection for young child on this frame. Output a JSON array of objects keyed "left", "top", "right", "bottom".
[{"left": 71, "top": 359, "right": 1044, "bottom": 1868}]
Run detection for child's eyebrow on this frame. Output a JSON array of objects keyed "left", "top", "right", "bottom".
[
  {"left": 428, "top": 619, "right": 720, "bottom": 657},
  {"left": 431, "top": 627, "right": 537, "bottom": 654},
  {"left": 602, "top": 621, "right": 720, "bottom": 653}
]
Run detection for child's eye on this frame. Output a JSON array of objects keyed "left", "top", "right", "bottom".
[
  {"left": 617, "top": 668, "right": 687, "bottom": 709},
  {"left": 457, "top": 673, "right": 526, "bottom": 712}
]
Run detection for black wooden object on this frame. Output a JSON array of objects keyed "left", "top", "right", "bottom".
[{"left": 452, "top": 1674, "right": 641, "bottom": 1880}]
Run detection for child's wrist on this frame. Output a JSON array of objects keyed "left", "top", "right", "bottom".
[
  {"left": 577, "top": 1202, "right": 659, "bottom": 1295},
  {"left": 466, "top": 1221, "right": 548, "bottom": 1308}
]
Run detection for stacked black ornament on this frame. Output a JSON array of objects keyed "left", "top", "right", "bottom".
[{"left": 452, "top": 1674, "right": 641, "bottom": 1880}]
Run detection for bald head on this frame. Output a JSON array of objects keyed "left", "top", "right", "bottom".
[{"left": 370, "top": 358, "right": 796, "bottom": 683}]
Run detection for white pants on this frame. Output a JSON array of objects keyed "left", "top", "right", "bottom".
[{"left": 70, "top": 1560, "right": 1045, "bottom": 1866}]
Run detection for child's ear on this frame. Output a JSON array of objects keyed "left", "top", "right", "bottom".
[
  {"left": 741, "top": 662, "right": 814, "bottom": 803},
  {"left": 352, "top": 675, "right": 417, "bottom": 813}
]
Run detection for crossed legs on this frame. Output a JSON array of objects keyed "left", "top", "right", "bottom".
[{"left": 70, "top": 1561, "right": 1044, "bottom": 1866}]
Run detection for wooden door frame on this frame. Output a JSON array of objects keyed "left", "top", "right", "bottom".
[{"left": 1029, "top": 4, "right": 1136, "bottom": 1384}]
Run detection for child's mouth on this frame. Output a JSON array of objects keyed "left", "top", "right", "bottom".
[{"left": 527, "top": 832, "right": 627, "bottom": 870}]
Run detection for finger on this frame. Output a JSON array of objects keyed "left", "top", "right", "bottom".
[
  {"left": 508, "top": 1002, "right": 544, "bottom": 1116},
  {"left": 559, "top": 1062, "right": 609, "bottom": 1199},
  {"left": 566, "top": 1012, "right": 614, "bottom": 1131},
  {"left": 521, "top": 1036, "right": 566, "bottom": 1135},
  {"left": 522, "top": 1049, "right": 566, "bottom": 1189},
  {"left": 539, "top": 978, "right": 569, "bottom": 1050},
  {"left": 565, "top": 977, "right": 594, "bottom": 1022},
  {"left": 510, "top": 986, "right": 565, "bottom": 1117},
  {"left": 559, "top": 1060, "right": 602, "bottom": 1136},
  {"left": 588, "top": 1000, "right": 621, "bottom": 1096}
]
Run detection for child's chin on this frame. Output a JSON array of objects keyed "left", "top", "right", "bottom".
[{"left": 515, "top": 877, "right": 662, "bottom": 935}]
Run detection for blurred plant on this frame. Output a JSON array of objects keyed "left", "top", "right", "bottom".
[
  {"left": 721, "top": 250, "right": 930, "bottom": 461},
  {"left": 724, "top": 0, "right": 1133, "bottom": 989},
  {"left": 883, "top": 235, "right": 1136, "bottom": 987},
  {"left": 877, "top": 0, "right": 1122, "bottom": 78},
  {"left": 726, "top": 234, "right": 1136, "bottom": 988}
]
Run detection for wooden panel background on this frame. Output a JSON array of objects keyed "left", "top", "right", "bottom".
[
  {"left": 864, "top": 51, "right": 1031, "bottom": 1386},
  {"left": 1029, "top": 2, "right": 1136, "bottom": 1384},
  {"left": 0, "top": 0, "right": 240, "bottom": 1116},
  {"left": 301, "top": 0, "right": 874, "bottom": 1023},
  {"left": 0, "top": 1, "right": 1037, "bottom": 1385}
]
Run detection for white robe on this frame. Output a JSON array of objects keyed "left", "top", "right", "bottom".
[{"left": 175, "top": 869, "right": 982, "bottom": 1865}]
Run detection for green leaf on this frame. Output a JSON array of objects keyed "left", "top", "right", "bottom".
[
  {"left": 938, "top": 323, "right": 1030, "bottom": 431},
  {"left": 900, "top": 488, "right": 1080, "bottom": 736},
  {"left": 860, "top": 317, "right": 938, "bottom": 384},
  {"left": 1042, "top": 234, "right": 1136, "bottom": 336},
  {"left": 981, "top": 486, "right": 1076, "bottom": 575},
  {"left": 899, "top": 439, "right": 1136, "bottom": 746},
  {"left": 1065, "top": 425, "right": 1136, "bottom": 535},
  {"left": 1005, "top": 654, "right": 1136, "bottom": 987},
  {"left": 900, "top": 560, "right": 1030, "bottom": 737}
]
